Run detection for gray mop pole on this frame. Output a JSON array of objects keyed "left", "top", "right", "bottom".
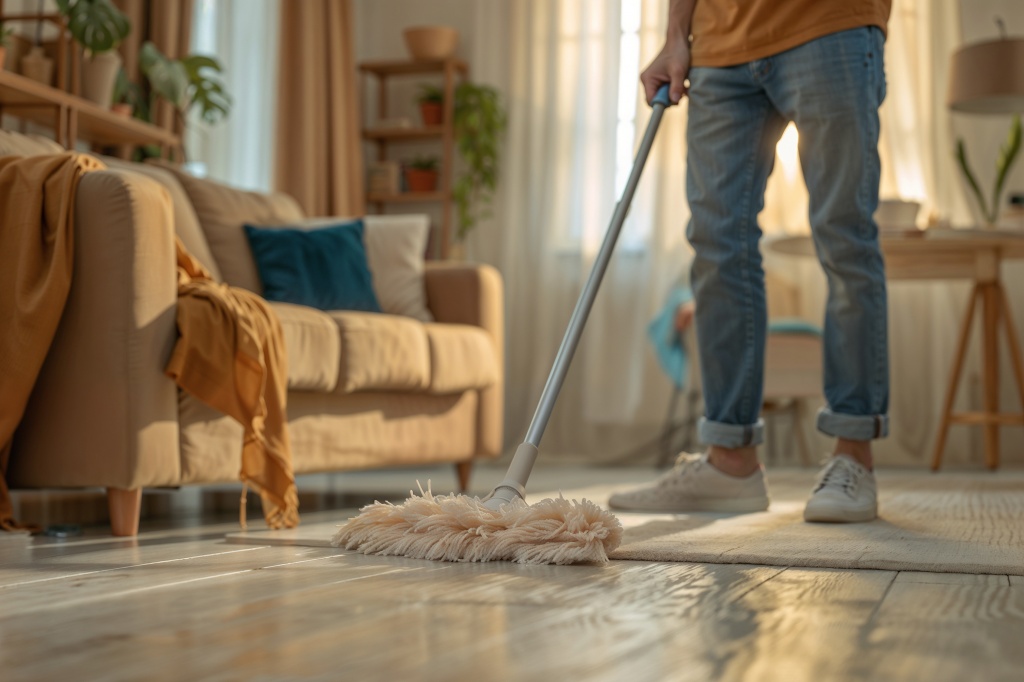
[{"left": 483, "top": 84, "right": 675, "bottom": 511}]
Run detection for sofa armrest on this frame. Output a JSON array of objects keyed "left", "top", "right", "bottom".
[
  {"left": 424, "top": 262, "right": 505, "bottom": 457},
  {"left": 10, "top": 169, "right": 182, "bottom": 489}
]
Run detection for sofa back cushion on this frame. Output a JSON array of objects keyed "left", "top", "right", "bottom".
[
  {"left": 0, "top": 130, "right": 65, "bottom": 155},
  {"left": 244, "top": 220, "right": 382, "bottom": 313},
  {"left": 99, "top": 156, "right": 223, "bottom": 280},
  {"left": 155, "top": 163, "right": 306, "bottom": 291}
]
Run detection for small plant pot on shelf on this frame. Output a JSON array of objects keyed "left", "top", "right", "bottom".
[
  {"left": 404, "top": 168, "right": 438, "bottom": 193},
  {"left": 111, "top": 102, "right": 133, "bottom": 117},
  {"left": 82, "top": 51, "right": 122, "bottom": 109},
  {"left": 420, "top": 101, "right": 443, "bottom": 125}
]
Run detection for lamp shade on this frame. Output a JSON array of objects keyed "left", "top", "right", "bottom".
[{"left": 948, "top": 38, "right": 1024, "bottom": 114}]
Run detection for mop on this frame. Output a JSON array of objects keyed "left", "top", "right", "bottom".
[{"left": 332, "top": 85, "right": 675, "bottom": 565}]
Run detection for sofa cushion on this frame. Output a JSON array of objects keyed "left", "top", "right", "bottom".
[
  {"left": 304, "top": 215, "right": 433, "bottom": 322},
  {"left": 99, "top": 156, "right": 223, "bottom": 280},
  {"left": 244, "top": 220, "right": 382, "bottom": 313},
  {"left": 423, "top": 323, "right": 499, "bottom": 394},
  {"left": 328, "top": 311, "right": 431, "bottom": 393},
  {"left": 0, "top": 130, "right": 64, "bottom": 156},
  {"left": 154, "top": 162, "right": 306, "bottom": 291},
  {"left": 269, "top": 302, "right": 341, "bottom": 392}
]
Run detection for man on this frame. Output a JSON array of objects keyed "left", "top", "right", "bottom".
[{"left": 610, "top": 0, "right": 891, "bottom": 522}]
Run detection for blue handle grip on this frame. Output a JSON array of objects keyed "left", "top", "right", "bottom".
[{"left": 652, "top": 84, "right": 672, "bottom": 107}]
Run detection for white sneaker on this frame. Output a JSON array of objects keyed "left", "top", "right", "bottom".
[
  {"left": 803, "top": 454, "right": 878, "bottom": 523},
  {"left": 608, "top": 452, "right": 770, "bottom": 513}
]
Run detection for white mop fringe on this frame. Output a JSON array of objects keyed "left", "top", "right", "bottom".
[{"left": 331, "top": 483, "right": 623, "bottom": 565}]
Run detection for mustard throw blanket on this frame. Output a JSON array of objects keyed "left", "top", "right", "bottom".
[
  {"left": 167, "top": 239, "right": 299, "bottom": 529},
  {"left": 0, "top": 153, "right": 298, "bottom": 531},
  {"left": 0, "top": 153, "right": 100, "bottom": 531}
]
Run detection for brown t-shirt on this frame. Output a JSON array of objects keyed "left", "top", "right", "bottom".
[{"left": 689, "top": 0, "right": 892, "bottom": 67}]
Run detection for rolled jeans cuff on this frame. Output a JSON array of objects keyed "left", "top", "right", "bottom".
[
  {"left": 817, "top": 408, "right": 889, "bottom": 441},
  {"left": 699, "top": 417, "right": 765, "bottom": 448}
]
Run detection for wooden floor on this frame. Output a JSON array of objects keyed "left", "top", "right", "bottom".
[{"left": 2, "top": 466, "right": 1024, "bottom": 681}]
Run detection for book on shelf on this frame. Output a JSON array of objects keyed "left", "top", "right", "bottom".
[{"left": 367, "top": 160, "right": 401, "bottom": 195}]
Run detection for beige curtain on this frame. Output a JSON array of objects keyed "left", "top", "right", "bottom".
[
  {"left": 114, "top": 0, "right": 194, "bottom": 136},
  {"left": 275, "top": 0, "right": 364, "bottom": 216}
]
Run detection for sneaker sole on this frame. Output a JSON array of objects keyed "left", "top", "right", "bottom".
[
  {"left": 608, "top": 496, "right": 769, "bottom": 514},
  {"left": 803, "top": 505, "right": 877, "bottom": 523}
]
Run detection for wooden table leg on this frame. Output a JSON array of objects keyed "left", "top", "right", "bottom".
[
  {"left": 998, "top": 282, "right": 1024, "bottom": 414},
  {"left": 932, "top": 285, "right": 980, "bottom": 471},
  {"left": 982, "top": 282, "right": 1001, "bottom": 469}
]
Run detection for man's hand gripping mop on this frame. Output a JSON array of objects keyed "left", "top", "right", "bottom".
[{"left": 332, "top": 86, "right": 676, "bottom": 565}]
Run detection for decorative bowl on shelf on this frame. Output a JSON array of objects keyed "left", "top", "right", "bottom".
[{"left": 403, "top": 26, "right": 458, "bottom": 61}]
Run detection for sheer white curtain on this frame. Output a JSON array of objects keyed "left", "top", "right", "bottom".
[
  {"left": 185, "top": 0, "right": 280, "bottom": 192},
  {"left": 469, "top": 0, "right": 690, "bottom": 462}
]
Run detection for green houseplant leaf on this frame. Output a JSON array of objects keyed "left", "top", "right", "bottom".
[
  {"left": 956, "top": 138, "right": 991, "bottom": 223},
  {"left": 181, "top": 54, "right": 231, "bottom": 124},
  {"left": 452, "top": 82, "right": 506, "bottom": 239},
  {"left": 139, "top": 41, "right": 189, "bottom": 110},
  {"left": 55, "top": 0, "right": 130, "bottom": 55},
  {"left": 990, "top": 114, "right": 1023, "bottom": 223}
]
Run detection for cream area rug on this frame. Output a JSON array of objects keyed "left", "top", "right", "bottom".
[{"left": 226, "top": 470, "right": 1024, "bottom": 576}]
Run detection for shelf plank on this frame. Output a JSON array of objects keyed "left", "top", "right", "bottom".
[
  {"left": 367, "top": 191, "right": 447, "bottom": 204},
  {"left": 358, "top": 59, "right": 469, "bottom": 77},
  {"left": 0, "top": 70, "right": 178, "bottom": 149},
  {"left": 362, "top": 126, "right": 443, "bottom": 141}
]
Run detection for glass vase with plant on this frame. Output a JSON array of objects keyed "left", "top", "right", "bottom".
[
  {"left": 55, "top": 0, "right": 131, "bottom": 108},
  {"left": 417, "top": 84, "right": 444, "bottom": 126},
  {"left": 405, "top": 155, "right": 440, "bottom": 192},
  {"left": 957, "top": 115, "right": 1023, "bottom": 228},
  {"left": 452, "top": 82, "right": 506, "bottom": 240}
]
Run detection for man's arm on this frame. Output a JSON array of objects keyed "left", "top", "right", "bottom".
[{"left": 640, "top": 0, "right": 695, "bottom": 104}]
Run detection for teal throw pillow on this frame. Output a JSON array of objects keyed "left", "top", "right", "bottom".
[{"left": 243, "top": 220, "right": 382, "bottom": 313}]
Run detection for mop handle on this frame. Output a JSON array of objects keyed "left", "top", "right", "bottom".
[{"left": 487, "top": 85, "right": 674, "bottom": 506}]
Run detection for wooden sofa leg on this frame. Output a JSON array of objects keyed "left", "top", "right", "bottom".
[
  {"left": 455, "top": 461, "right": 473, "bottom": 493},
  {"left": 107, "top": 488, "right": 142, "bottom": 537}
]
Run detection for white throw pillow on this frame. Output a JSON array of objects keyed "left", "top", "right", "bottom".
[{"left": 303, "top": 215, "right": 434, "bottom": 322}]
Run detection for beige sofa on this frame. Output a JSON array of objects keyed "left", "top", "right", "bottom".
[{"left": 3, "top": 134, "right": 504, "bottom": 535}]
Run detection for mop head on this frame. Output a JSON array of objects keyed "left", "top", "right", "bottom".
[{"left": 331, "top": 485, "right": 623, "bottom": 565}]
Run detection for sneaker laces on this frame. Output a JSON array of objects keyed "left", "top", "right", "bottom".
[
  {"left": 657, "top": 452, "right": 704, "bottom": 486},
  {"left": 814, "top": 457, "right": 861, "bottom": 496}
]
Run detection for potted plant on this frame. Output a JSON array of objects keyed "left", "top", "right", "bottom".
[
  {"left": 56, "top": 0, "right": 131, "bottom": 109},
  {"left": 416, "top": 84, "right": 444, "bottom": 126},
  {"left": 404, "top": 156, "right": 440, "bottom": 192},
  {"left": 0, "top": 23, "right": 13, "bottom": 71},
  {"left": 110, "top": 67, "right": 143, "bottom": 117},
  {"left": 957, "top": 115, "right": 1022, "bottom": 228},
  {"left": 137, "top": 41, "right": 230, "bottom": 158},
  {"left": 452, "top": 82, "right": 506, "bottom": 239}
]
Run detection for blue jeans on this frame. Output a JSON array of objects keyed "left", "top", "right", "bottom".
[{"left": 686, "top": 27, "right": 889, "bottom": 448}]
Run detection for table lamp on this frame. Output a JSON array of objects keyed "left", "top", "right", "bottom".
[{"left": 947, "top": 22, "right": 1024, "bottom": 228}]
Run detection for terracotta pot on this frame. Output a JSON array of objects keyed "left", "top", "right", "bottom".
[
  {"left": 419, "top": 101, "right": 443, "bottom": 125},
  {"left": 111, "top": 102, "right": 133, "bottom": 117},
  {"left": 81, "top": 51, "right": 122, "bottom": 109},
  {"left": 405, "top": 168, "right": 438, "bottom": 193},
  {"left": 20, "top": 46, "right": 53, "bottom": 86},
  {"left": 0, "top": 46, "right": 7, "bottom": 71},
  {"left": 403, "top": 26, "right": 458, "bottom": 61}
]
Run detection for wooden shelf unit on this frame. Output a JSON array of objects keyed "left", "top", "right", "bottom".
[
  {"left": 0, "top": 68, "right": 178, "bottom": 152},
  {"left": 358, "top": 58, "right": 469, "bottom": 259}
]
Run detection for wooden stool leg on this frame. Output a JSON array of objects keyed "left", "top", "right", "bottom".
[
  {"left": 107, "top": 488, "right": 142, "bottom": 537},
  {"left": 455, "top": 461, "right": 473, "bottom": 493},
  {"left": 997, "top": 283, "right": 1024, "bottom": 412},
  {"left": 932, "top": 286, "right": 980, "bottom": 471},
  {"left": 982, "top": 283, "right": 1001, "bottom": 469},
  {"left": 792, "top": 399, "right": 813, "bottom": 468}
]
